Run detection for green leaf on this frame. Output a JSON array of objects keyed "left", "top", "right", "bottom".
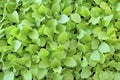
[
  {"left": 13, "top": 40, "right": 22, "bottom": 52},
  {"left": 52, "top": 2, "right": 60, "bottom": 13},
  {"left": 64, "top": 57, "right": 77, "bottom": 67},
  {"left": 52, "top": 51, "right": 66, "bottom": 60},
  {"left": 90, "top": 50, "right": 100, "bottom": 61},
  {"left": 91, "top": 39, "right": 99, "bottom": 49},
  {"left": 91, "top": 7, "right": 101, "bottom": 17},
  {"left": 81, "top": 68, "right": 91, "bottom": 78},
  {"left": 11, "top": 11, "right": 19, "bottom": 23},
  {"left": 36, "top": 68, "right": 48, "bottom": 79},
  {"left": 38, "top": 4, "right": 47, "bottom": 15},
  {"left": 63, "top": 70, "right": 73, "bottom": 80},
  {"left": 3, "top": 71, "right": 14, "bottom": 80},
  {"left": 58, "top": 14, "right": 69, "bottom": 24},
  {"left": 81, "top": 57, "right": 88, "bottom": 67},
  {"left": 39, "top": 48, "right": 49, "bottom": 59},
  {"left": 98, "top": 42, "right": 110, "bottom": 53},
  {"left": 114, "top": 72, "right": 120, "bottom": 80},
  {"left": 100, "top": 2, "right": 108, "bottom": 9},
  {"left": 53, "top": 66, "right": 62, "bottom": 73},
  {"left": 116, "top": 3, "right": 120, "bottom": 12},
  {"left": 57, "top": 32, "right": 68, "bottom": 43},
  {"left": 80, "top": 6, "right": 90, "bottom": 17},
  {"left": 102, "top": 14, "right": 113, "bottom": 26},
  {"left": 22, "top": 70, "right": 32, "bottom": 80},
  {"left": 39, "top": 59, "right": 49, "bottom": 68},
  {"left": 53, "top": 73, "right": 63, "bottom": 80},
  {"left": 70, "top": 13, "right": 81, "bottom": 23},
  {"left": 99, "top": 71, "right": 108, "bottom": 80},
  {"left": 89, "top": 17, "right": 101, "bottom": 25},
  {"left": 51, "top": 58, "right": 61, "bottom": 68},
  {"left": 63, "top": 6, "right": 73, "bottom": 15}
]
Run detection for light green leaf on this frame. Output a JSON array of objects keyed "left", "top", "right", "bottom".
[
  {"left": 52, "top": 51, "right": 66, "bottom": 59},
  {"left": 81, "top": 68, "right": 91, "bottom": 78},
  {"left": 102, "top": 14, "right": 113, "bottom": 26},
  {"left": 64, "top": 57, "right": 77, "bottom": 67},
  {"left": 70, "top": 13, "right": 81, "bottom": 23},
  {"left": 89, "top": 17, "right": 101, "bottom": 25},
  {"left": 36, "top": 68, "right": 48, "bottom": 79},
  {"left": 57, "top": 32, "right": 68, "bottom": 43},
  {"left": 81, "top": 57, "right": 88, "bottom": 67},
  {"left": 63, "top": 70, "right": 73, "bottom": 80},
  {"left": 53, "top": 66, "right": 62, "bottom": 73},
  {"left": 91, "top": 7, "right": 101, "bottom": 17},
  {"left": 22, "top": 70, "right": 32, "bottom": 80},
  {"left": 90, "top": 50, "right": 100, "bottom": 61},
  {"left": 58, "top": 14, "right": 69, "bottom": 24},
  {"left": 99, "top": 71, "right": 108, "bottom": 80},
  {"left": 91, "top": 39, "right": 99, "bottom": 49},
  {"left": 114, "top": 72, "right": 120, "bottom": 80},
  {"left": 53, "top": 73, "right": 63, "bottom": 80},
  {"left": 80, "top": 6, "right": 90, "bottom": 17},
  {"left": 11, "top": 11, "right": 19, "bottom": 23},
  {"left": 13, "top": 40, "right": 22, "bottom": 52},
  {"left": 52, "top": 2, "right": 60, "bottom": 13},
  {"left": 63, "top": 6, "right": 73, "bottom": 15},
  {"left": 116, "top": 3, "right": 120, "bottom": 12},
  {"left": 3, "top": 70, "right": 14, "bottom": 80},
  {"left": 51, "top": 58, "right": 61, "bottom": 68},
  {"left": 98, "top": 42, "right": 110, "bottom": 53},
  {"left": 39, "top": 48, "right": 49, "bottom": 59},
  {"left": 39, "top": 59, "right": 49, "bottom": 68}
]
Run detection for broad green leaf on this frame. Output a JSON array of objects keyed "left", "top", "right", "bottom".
[
  {"left": 32, "top": 55, "right": 40, "bottom": 63},
  {"left": 64, "top": 57, "right": 77, "bottom": 67},
  {"left": 89, "top": 17, "right": 101, "bottom": 25},
  {"left": 52, "top": 51, "right": 66, "bottom": 59},
  {"left": 39, "top": 48, "right": 49, "bottom": 59},
  {"left": 80, "top": 6, "right": 90, "bottom": 17},
  {"left": 102, "top": 14, "right": 113, "bottom": 26},
  {"left": 38, "top": 4, "right": 47, "bottom": 15},
  {"left": 53, "top": 73, "right": 63, "bottom": 80},
  {"left": 53, "top": 66, "right": 62, "bottom": 73},
  {"left": 98, "top": 42, "right": 110, "bottom": 53},
  {"left": 98, "top": 32, "right": 109, "bottom": 40},
  {"left": 28, "top": 29, "right": 39, "bottom": 39},
  {"left": 114, "top": 72, "right": 120, "bottom": 80},
  {"left": 91, "top": 39, "right": 99, "bottom": 49},
  {"left": 22, "top": 70, "right": 32, "bottom": 80},
  {"left": 11, "top": 11, "right": 19, "bottom": 23},
  {"left": 52, "top": 2, "right": 60, "bottom": 13},
  {"left": 58, "top": 14, "right": 69, "bottom": 24},
  {"left": 91, "top": 7, "right": 101, "bottom": 17},
  {"left": 57, "top": 32, "right": 68, "bottom": 43},
  {"left": 3, "top": 71, "right": 14, "bottom": 80},
  {"left": 90, "top": 50, "right": 100, "bottom": 61},
  {"left": 81, "top": 57, "right": 88, "bottom": 67},
  {"left": 94, "top": 0, "right": 102, "bottom": 4},
  {"left": 39, "top": 59, "right": 49, "bottom": 68},
  {"left": 36, "top": 68, "right": 48, "bottom": 79},
  {"left": 13, "top": 40, "right": 22, "bottom": 52},
  {"left": 99, "top": 71, "right": 108, "bottom": 80},
  {"left": 63, "top": 70, "right": 73, "bottom": 80},
  {"left": 107, "top": 71, "right": 114, "bottom": 80},
  {"left": 100, "top": 2, "right": 108, "bottom": 9},
  {"left": 63, "top": 6, "right": 73, "bottom": 15},
  {"left": 81, "top": 68, "right": 91, "bottom": 78},
  {"left": 51, "top": 58, "right": 61, "bottom": 68},
  {"left": 116, "top": 3, "right": 120, "bottom": 12},
  {"left": 70, "top": 13, "right": 81, "bottom": 23}
]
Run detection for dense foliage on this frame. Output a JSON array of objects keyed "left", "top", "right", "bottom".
[{"left": 0, "top": 0, "right": 120, "bottom": 80}]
